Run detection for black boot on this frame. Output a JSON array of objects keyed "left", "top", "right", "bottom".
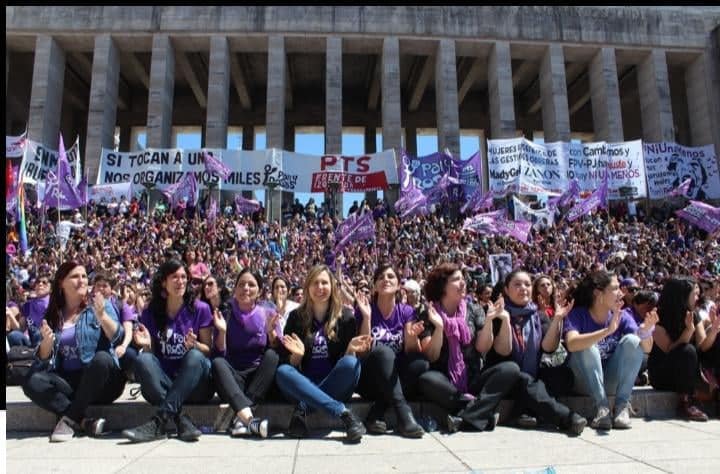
[
  {"left": 287, "top": 406, "right": 308, "bottom": 438},
  {"left": 365, "top": 401, "right": 387, "bottom": 434},
  {"left": 394, "top": 403, "right": 424, "bottom": 438},
  {"left": 122, "top": 413, "right": 169, "bottom": 443},
  {"left": 340, "top": 409, "right": 366, "bottom": 443},
  {"left": 174, "top": 412, "right": 202, "bottom": 442}
]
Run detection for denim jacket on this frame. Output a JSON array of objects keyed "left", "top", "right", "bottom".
[{"left": 33, "top": 300, "right": 124, "bottom": 372}]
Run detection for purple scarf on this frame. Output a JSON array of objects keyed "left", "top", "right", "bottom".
[{"left": 434, "top": 299, "right": 471, "bottom": 393}]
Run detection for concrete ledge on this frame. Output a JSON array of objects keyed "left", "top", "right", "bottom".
[{"left": 8, "top": 385, "right": 714, "bottom": 433}]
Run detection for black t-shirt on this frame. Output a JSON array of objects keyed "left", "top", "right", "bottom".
[{"left": 484, "top": 310, "right": 552, "bottom": 370}]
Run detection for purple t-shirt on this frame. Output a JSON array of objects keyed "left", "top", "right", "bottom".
[
  {"left": 564, "top": 307, "right": 639, "bottom": 360},
  {"left": 304, "top": 318, "right": 332, "bottom": 384},
  {"left": 140, "top": 300, "right": 213, "bottom": 377},
  {"left": 22, "top": 295, "right": 50, "bottom": 328},
  {"left": 59, "top": 323, "right": 82, "bottom": 372},
  {"left": 356, "top": 303, "right": 416, "bottom": 354},
  {"left": 224, "top": 300, "right": 269, "bottom": 370}
]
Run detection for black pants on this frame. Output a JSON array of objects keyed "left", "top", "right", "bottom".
[
  {"left": 417, "top": 360, "right": 521, "bottom": 431},
  {"left": 700, "top": 339, "right": 720, "bottom": 373},
  {"left": 511, "top": 371, "right": 572, "bottom": 427},
  {"left": 357, "top": 345, "right": 428, "bottom": 408},
  {"left": 22, "top": 351, "right": 126, "bottom": 423},
  {"left": 648, "top": 343, "right": 698, "bottom": 395},
  {"left": 212, "top": 349, "right": 279, "bottom": 413},
  {"left": 538, "top": 365, "right": 575, "bottom": 397}
]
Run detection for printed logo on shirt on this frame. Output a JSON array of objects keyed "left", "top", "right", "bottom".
[
  {"left": 59, "top": 343, "right": 79, "bottom": 361},
  {"left": 371, "top": 326, "right": 403, "bottom": 353},
  {"left": 311, "top": 329, "right": 329, "bottom": 359},
  {"left": 157, "top": 328, "right": 188, "bottom": 359}
]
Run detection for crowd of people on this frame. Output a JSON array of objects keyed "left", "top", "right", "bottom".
[{"left": 5, "top": 191, "right": 720, "bottom": 443}]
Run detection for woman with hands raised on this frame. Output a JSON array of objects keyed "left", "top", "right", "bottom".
[
  {"left": 353, "top": 263, "right": 426, "bottom": 438},
  {"left": 275, "top": 264, "right": 369, "bottom": 443},
  {"left": 416, "top": 263, "right": 522, "bottom": 433},
  {"left": 22, "top": 261, "right": 126, "bottom": 442},
  {"left": 649, "top": 277, "right": 709, "bottom": 421},
  {"left": 210, "top": 269, "right": 280, "bottom": 438},
  {"left": 121, "top": 259, "right": 215, "bottom": 443},
  {"left": 564, "top": 271, "right": 650, "bottom": 431}
]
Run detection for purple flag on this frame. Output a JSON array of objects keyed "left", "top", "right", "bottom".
[
  {"left": 334, "top": 213, "right": 358, "bottom": 241},
  {"left": 425, "top": 172, "right": 460, "bottom": 206},
  {"left": 566, "top": 176, "right": 608, "bottom": 222},
  {"left": 394, "top": 186, "right": 428, "bottom": 218},
  {"left": 333, "top": 212, "right": 375, "bottom": 255},
  {"left": 203, "top": 150, "right": 231, "bottom": 180},
  {"left": 162, "top": 172, "right": 198, "bottom": 208},
  {"left": 462, "top": 210, "right": 505, "bottom": 234},
  {"left": 461, "top": 188, "right": 494, "bottom": 214},
  {"left": 494, "top": 218, "right": 533, "bottom": 244},
  {"left": 548, "top": 179, "right": 580, "bottom": 209},
  {"left": 76, "top": 175, "right": 88, "bottom": 206},
  {"left": 398, "top": 149, "right": 417, "bottom": 192},
  {"left": 234, "top": 194, "right": 261, "bottom": 214},
  {"left": 43, "top": 134, "right": 84, "bottom": 210},
  {"left": 668, "top": 178, "right": 692, "bottom": 198},
  {"left": 676, "top": 200, "right": 720, "bottom": 234}
]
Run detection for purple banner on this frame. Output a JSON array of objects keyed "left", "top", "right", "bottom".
[
  {"left": 334, "top": 213, "right": 359, "bottom": 241},
  {"left": 494, "top": 218, "right": 532, "bottom": 244},
  {"left": 566, "top": 178, "right": 608, "bottom": 222},
  {"left": 333, "top": 212, "right": 376, "bottom": 255},
  {"left": 461, "top": 188, "right": 494, "bottom": 214},
  {"left": 451, "top": 151, "right": 483, "bottom": 199},
  {"left": 395, "top": 186, "right": 429, "bottom": 219},
  {"left": 162, "top": 172, "right": 198, "bottom": 208},
  {"left": 234, "top": 195, "right": 261, "bottom": 214},
  {"left": 548, "top": 179, "right": 580, "bottom": 209},
  {"left": 668, "top": 178, "right": 691, "bottom": 198},
  {"left": 676, "top": 200, "right": 720, "bottom": 234},
  {"left": 203, "top": 150, "right": 231, "bottom": 180}
]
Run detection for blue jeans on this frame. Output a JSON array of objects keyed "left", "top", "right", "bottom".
[
  {"left": 134, "top": 349, "right": 214, "bottom": 416},
  {"left": 568, "top": 334, "right": 643, "bottom": 410},
  {"left": 275, "top": 355, "right": 361, "bottom": 418},
  {"left": 7, "top": 330, "right": 30, "bottom": 347}
]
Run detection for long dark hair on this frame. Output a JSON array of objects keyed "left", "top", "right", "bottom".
[
  {"left": 571, "top": 270, "right": 615, "bottom": 308},
  {"left": 657, "top": 277, "right": 697, "bottom": 341},
  {"left": 371, "top": 262, "right": 398, "bottom": 305},
  {"left": 233, "top": 268, "right": 264, "bottom": 306},
  {"left": 44, "top": 261, "right": 87, "bottom": 332},
  {"left": 148, "top": 259, "right": 194, "bottom": 333},
  {"left": 199, "top": 274, "right": 230, "bottom": 311}
]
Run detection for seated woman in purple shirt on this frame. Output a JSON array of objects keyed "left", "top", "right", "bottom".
[
  {"left": 649, "top": 277, "right": 711, "bottom": 421},
  {"left": 22, "top": 261, "right": 126, "bottom": 442},
  {"left": 7, "top": 274, "right": 51, "bottom": 347},
  {"left": 122, "top": 259, "right": 215, "bottom": 443},
  {"left": 275, "top": 264, "right": 371, "bottom": 443},
  {"left": 564, "top": 271, "right": 655, "bottom": 431},
  {"left": 211, "top": 269, "right": 280, "bottom": 438},
  {"left": 354, "top": 263, "right": 425, "bottom": 438}
]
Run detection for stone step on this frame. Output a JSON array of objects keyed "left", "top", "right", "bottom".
[{"left": 5, "top": 385, "right": 714, "bottom": 433}]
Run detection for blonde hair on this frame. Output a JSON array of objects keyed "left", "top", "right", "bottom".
[{"left": 297, "top": 265, "right": 343, "bottom": 341}]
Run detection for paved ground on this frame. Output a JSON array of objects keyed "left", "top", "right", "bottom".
[{"left": 5, "top": 416, "right": 719, "bottom": 473}]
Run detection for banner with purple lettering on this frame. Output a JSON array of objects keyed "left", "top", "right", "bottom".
[
  {"left": 567, "top": 140, "right": 646, "bottom": 200},
  {"left": 20, "top": 137, "right": 82, "bottom": 186},
  {"left": 643, "top": 142, "right": 720, "bottom": 200},
  {"left": 676, "top": 200, "right": 720, "bottom": 234}
]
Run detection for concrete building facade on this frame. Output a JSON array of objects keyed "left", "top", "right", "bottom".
[{"left": 6, "top": 6, "right": 720, "bottom": 216}]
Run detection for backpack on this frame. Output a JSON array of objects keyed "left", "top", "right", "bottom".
[{"left": 6, "top": 345, "right": 35, "bottom": 386}]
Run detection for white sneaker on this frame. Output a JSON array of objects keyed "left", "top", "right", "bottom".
[
  {"left": 230, "top": 417, "right": 248, "bottom": 437},
  {"left": 590, "top": 406, "right": 612, "bottom": 430},
  {"left": 248, "top": 418, "right": 269, "bottom": 438},
  {"left": 613, "top": 403, "right": 633, "bottom": 429},
  {"left": 50, "top": 416, "right": 76, "bottom": 442}
]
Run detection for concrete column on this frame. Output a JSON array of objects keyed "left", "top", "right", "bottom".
[
  {"left": 382, "top": 37, "right": 402, "bottom": 209},
  {"left": 28, "top": 35, "right": 65, "bottom": 147},
  {"left": 364, "top": 126, "right": 378, "bottom": 206},
  {"left": 539, "top": 44, "right": 570, "bottom": 142},
  {"left": 686, "top": 53, "right": 719, "bottom": 149},
  {"left": 282, "top": 124, "right": 294, "bottom": 212},
  {"left": 119, "top": 126, "right": 131, "bottom": 151},
  {"left": 637, "top": 49, "right": 674, "bottom": 142},
  {"left": 265, "top": 35, "right": 285, "bottom": 222},
  {"left": 325, "top": 36, "right": 343, "bottom": 217},
  {"left": 404, "top": 127, "right": 417, "bottom": 156},
  {"left": 488, "top": 41, "right": 516, "bottom": 139},
  {"left": 241, "top": 125, "right": 255, "bottom": 200},
  {"left": 205, "top": 36, "right": 230, "bottom": 149},
  {"left": 435, "top": 39, "right": 460, "bottom": 156},
  {"left": 589, "top": 48, "right": 623, "bottom": 142},
  {"left": 146, "top": 35, "right": 175, "bottom": 148},
  {"left": 85, "top": 34, "right": 120, "bottom": 184}
]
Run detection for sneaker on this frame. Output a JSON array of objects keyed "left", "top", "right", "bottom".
[
  {"left": 677, "top": 395, "right": 709, "bottom": 422},
  {"left": 248, "top": 418, "right": 269, "bottom": 438},
  {"left": 122, "top": 415, "right": 169, "bottom": 443},
  {"left": 286, "top": 407, "right": 308, "bottom": 439},
  {"left": 446, "top": 414, "right": 463, "bottom": 434},
  {"left": 590, "top": 406, "right": 612, "bottom": 430},
  {"left": 565, "top": 412, "right": 587, "bottom": 436},
  {"left": 340, "top": 410, "right": 366, "bottom": 443},
  {"left": 635, "top": 370, "right": 649, "bottom": 386},
  {"left": 230, "top": 417, "right": 248, "bottom": 437},
  {"left": 50, "top": 416, "right": 77, "bottom": 442},
  {"left": 80, "top": 417, "right": 106, "bottom": 437},
  {"left": 213, "top": 404, "right": 235, "bottom": 433},
  {"left": 613, "top": 403, "right": 633, "bottom": 429},
  {"left": 174, "top": 413, "right": 202, "bottom": 442},
  {"left": 515, "top": 413, "right": 538, "bottom": 429}
]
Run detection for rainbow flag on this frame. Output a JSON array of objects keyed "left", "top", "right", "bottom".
[{"left": 17, "top": 180, "right": 28, "bottom": 255}]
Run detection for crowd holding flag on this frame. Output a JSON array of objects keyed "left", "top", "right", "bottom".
[
  {"left": 566, "top": 174, "right": 609, "bottom": 222},
  {"left": 332, "top": 212, "right": 376, "bottom": 256},
  {"left": 202, "top": 150, "right": 231, "bottom": 180},
  {"left": 676, "top": 200, "right": 720, "bottom": 234},
  {"left": 162, "top": 172, "right": 198, "bottom": 208},
  {"left": 548, "top": 179, "right": 580, "bottom": 209},
  {"left": 42, "top": 135, "right": 85, "bottom": 211}
]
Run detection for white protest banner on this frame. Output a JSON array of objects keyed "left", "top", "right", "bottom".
[
  {"left": 643, "top": 142, "right": 720, "bottom": 200},
  {"left": 566, "top": 140, "right": 646, "bottom": 200},
  {"left": 283, "top": 150, "right": 398, "bottom": 192},
  {"left": 519, "top": 140, "right": 567, "bottom": 195},
  {"left": 487, "top": 137, "right": 523, "bottom": 195},
  {"left": 6, "top": 132, "right": 27, "bottom": 158},
  {"left": 512, "top": 196, "right": 555, "bottom": 230},
  {"left": 489, "top": 253, "right": 513, "bottom": 286},
  {"left": 88, "top": 182, "right": 134, "bottom": 203},
  {"left": 19, "top": 137, "right": 81, "bottom": 185}
]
